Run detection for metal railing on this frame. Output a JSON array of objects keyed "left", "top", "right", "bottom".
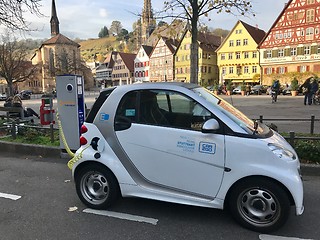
[{"left": 257, "top": 114, "right": 319, "bottom": 134}]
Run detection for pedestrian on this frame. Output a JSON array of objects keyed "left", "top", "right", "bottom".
[
  {"left": 246, "top": 83, "right": 251, "bottom": 96},
  {"left": 300, "top": 77, "right": 313, "bottom": 105},
  {"left": 12, "top": 95, "right": 40, "bottom": 119},
  {"left": 271, "top": 79, "right": 280, "bottom": 102},
  {"left": 310, "top": 78, "right": 319, "bottom": 104}
]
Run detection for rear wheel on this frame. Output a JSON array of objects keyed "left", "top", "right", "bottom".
[
  {"left": 75, "top": 164, "right": 120, "bottom": 209},
  {"left": 228, "top": 178, "right": 290, "bottom": 233}
]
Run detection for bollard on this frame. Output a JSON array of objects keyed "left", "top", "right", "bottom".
[
  {"left": 310, "top": 115, "right": 315, "bottom": 135},
  {"left": 259, "top": 115, "right": 263, "bottom": 123},
  {"left": 289, "top": 131, "right": 295, "bottom": 147}
]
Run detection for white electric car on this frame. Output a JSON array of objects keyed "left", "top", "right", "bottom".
[{"left": 70, "top": 82, "right": 304, "bottom": 233}]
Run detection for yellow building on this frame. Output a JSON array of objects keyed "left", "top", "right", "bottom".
[
  {"left": 216, "top": 21, "right": 266, "bottom": 85},
  {"left": 175, "top": 30, "right": 221, "bottom": 85}
]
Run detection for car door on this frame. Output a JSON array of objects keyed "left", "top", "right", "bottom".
[{"left": 115, "top": 89, "right": 225, "bottom": 198}]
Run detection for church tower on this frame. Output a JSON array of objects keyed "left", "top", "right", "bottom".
[
  {"left": 50, "top": 0, "right": 60, "bottom": 36},
  {"left": 141, "top": 0, "right": 156, "bottom": 43}
]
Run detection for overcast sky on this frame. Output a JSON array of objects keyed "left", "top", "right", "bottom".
[{"left": 7, "top": 0, "right": 289, "bottom": 40}]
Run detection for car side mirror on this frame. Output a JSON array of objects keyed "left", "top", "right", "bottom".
[{"left": 202, "top": 119, "right": 220, "bottom": 133}]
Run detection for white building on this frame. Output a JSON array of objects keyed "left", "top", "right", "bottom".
[{"left": 134, "top": 45, "right": 153, "bottom": 83}]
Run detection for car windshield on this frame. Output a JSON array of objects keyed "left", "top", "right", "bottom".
[{"left": 192, "top": 87, "right": 265, "bottom": 135}]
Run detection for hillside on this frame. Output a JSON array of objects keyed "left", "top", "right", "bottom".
[{"left": 79, "top": 36, "right": 138, "bottom": 62}]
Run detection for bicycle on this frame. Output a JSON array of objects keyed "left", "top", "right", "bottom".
[{"left": 271, "top": 90, "right": 278, "bottom": 103}]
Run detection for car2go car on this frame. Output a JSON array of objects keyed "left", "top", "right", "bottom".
[{"left": 70, "top": 82, "right": 304, "bottom": 233}]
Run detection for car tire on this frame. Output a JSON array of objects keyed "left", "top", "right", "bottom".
[
  {"left": 75, "top": 164, "right": 120, "bottom": 209},
  {"left": 228, "top": 178, "right": 290, "bottom": 233}
]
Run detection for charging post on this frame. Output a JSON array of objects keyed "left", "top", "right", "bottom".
[{"left": 56, "top": 75, "right": 85, "bottom": 154}]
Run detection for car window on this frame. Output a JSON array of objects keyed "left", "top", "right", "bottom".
[
  {"left": 139, "top": 90, "right": 213, "bottom": 131},
  {"left": 116, "top": 91, "right": 138, "bottom": 122}
]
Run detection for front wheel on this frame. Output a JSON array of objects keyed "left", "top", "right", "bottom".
[
  {"left": 75, "top": 164, "right": 120, "bottom": 209},
  {"left": 228, "top": 178, "right": 290, "bottom": 233}
]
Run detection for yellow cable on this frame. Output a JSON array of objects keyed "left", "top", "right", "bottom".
[
  {"left": 56, "top": 109, "right": 91, "bottom": 170},
  {"left": 56, "top": 110, "right": 75, "bottom": 158}
]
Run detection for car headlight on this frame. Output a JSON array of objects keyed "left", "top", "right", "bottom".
[{"left": 268, "top": 143, "right": 296, "bottom": 160}]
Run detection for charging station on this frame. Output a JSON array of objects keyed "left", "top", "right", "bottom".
[{"left": 56, "top": 75, "right": 85, "bottom": 152}]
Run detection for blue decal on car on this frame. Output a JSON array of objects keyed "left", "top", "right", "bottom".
[
  {"left": 177, "top": 137, "right": 195, "bottom": 152},
  {"left": 99, "top": 113, "right": 110, "bottom": 121},
  {"left": 199, "top": 142, "right": 216, "bottom": 154}
]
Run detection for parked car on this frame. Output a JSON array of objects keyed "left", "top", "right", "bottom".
[
  {"left": 282, "top": 85, "right": 302, "bottom": 95},
  {"left": 18, "top": 90, "right": 32, "bottom": 100},
  {"left": 232, "top": 85, "right": 242, "bottom": 94},
  {"left": 68, "top": 82, "right": 304, "bottom": 233},
  {"left": 250, "top": 85, "right": 267, "bottom": 95},
  {"left": 0, "top": 93, "right": 7, "bottom": 101}
]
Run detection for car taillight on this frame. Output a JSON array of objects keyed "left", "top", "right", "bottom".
[
  {"left": 80, "top": 136, "right": 88, "bottom": 146},
  {"left": 81, "top": 125, "right": 88, "bottom": 134}
]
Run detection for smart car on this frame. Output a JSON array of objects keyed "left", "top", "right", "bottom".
[{"left": 70, "top": 82, "right": 304, "bottom": 233}]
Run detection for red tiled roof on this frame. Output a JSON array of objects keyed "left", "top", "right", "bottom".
[
  {"left": 42, "top": 33, "right": 80, "bottom": 47},
  {"left": 119, "top": 52, "right": 136, "bottom": 72},
  {"left": 240, "top": 21, "right": 266, "bottom": 45}
]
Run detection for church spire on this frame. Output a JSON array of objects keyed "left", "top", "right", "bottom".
[
  {"left": 141, "top": 0, "right": 155, "bottom": 43},
  {"left": 50, "top": 0, "right": 60, "bottom": 37}
]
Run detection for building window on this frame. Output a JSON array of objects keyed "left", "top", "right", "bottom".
[
  {"left": 306, "top": 27, "right": 314, "bottom": 40},
  {"left": 236, "top": 52, "right": 241, "bottom": 59},
  {"left": 229, "top": 40, "right": 234, "bottom": 47},
  {"left": 306, "top": 9, "right": 315, "bottom": 22},
  {"left": 221, "top": 53, "right": 226, "bottom": 60},
  {"left": 318, "top": 45, "right": 320, "bottom": 54},
  {"left": 244, "top": 52, "right": 249, "bottom": 59},
  {"left": 278, "top": 49, "right": 284, "bottom": 57},
  {"left": 252, "top": 52, "right": 257, "bottom": 58},
  {"left": 307, "top": 0, "right": 315, "bottom": 4},
  {"left": 228, "top": 53, "right": 233, "bottom": 60},
  {"left": 298, "top": 65, "right": 308, "bottom": 72},
  {"left": 235, "top": 29, "right": 242, "bottom": 34},
  {"left": 252, "top": 66, "right": 257, "bottom": 73},
  {"left": 279, "top": 67, "right": 285, "bottom": 74},
  {"left": 229, "top": 66, "right": 234, "bottom": 74},
  {"left": 243, "top": 39, "right": 248, "bottom": 46},
  {"left": 244, "top": 66, "right": 249, "bottom": 74},
  {"left": 304, "top": 46, "right": 311, "bottom": 55},
  {"left": 222, "top": 67, "right": 226, "bottom": 75},
  {"left": 266, "top": 67, "right": 273, "bottom": 74},
  {"left": 291, "top": 47, "right": 297, "bottom": 56},
  {"left": 266, "top": 50, "right": 272, "bottom": 58},
  {"left": 208, "top": 67, "right": 211, "bottom": 73},
  {"left": 236, "top": 39, "right": 241, "bottom": 46}
]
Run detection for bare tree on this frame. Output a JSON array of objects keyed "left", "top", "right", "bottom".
[
  {"left": 0, "top": 33, "right": 37, "bottom": 96},
  {"left": 162, "top": 0, "right": 254, "bottom": 84},
  {"left": 0, "top": 0, "right": 42, "bottom": 32}
]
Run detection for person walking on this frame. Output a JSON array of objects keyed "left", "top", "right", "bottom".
[
  {"left": 300, "top": 77, "right": 313, "bottom": 105},
  {"left": 310, "top": 78, "right": 319, "bottom": 104},
  {"left": 271, "top": 79, "right": 280, "bottom": 102}
]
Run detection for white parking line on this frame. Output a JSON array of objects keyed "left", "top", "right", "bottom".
[
  {"left": 259, "top": 234, "right": 313, "bottom": 240},
  {"left": 0, "top": 192, "right": 21, "bottom": 201},
  {"left": 83, "top": 208, "right": 158, "bottom": 225}
]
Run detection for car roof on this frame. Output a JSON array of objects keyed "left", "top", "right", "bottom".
[{"left": 100, "top": 82, "right": 200, "bottom": 93}]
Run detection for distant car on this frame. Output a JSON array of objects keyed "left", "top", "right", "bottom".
[
  {"left": 282, "top": 85, "right": 302, "bottom": 95},
  {"left": 232, "top": 86, "right": 242, "bottom": 94},
  {"left": 250, "top": 85, "right": 267, "bottom": 95},
  {"left": 20, "top": 90, "right": 33, "bottom": 95},
  {"left": 0, "top": 93, "right": 7, "bottom": 101}
]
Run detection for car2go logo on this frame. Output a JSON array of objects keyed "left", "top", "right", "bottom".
[{"left": 199, "top": 142, "right": 216, "bottom": 154}]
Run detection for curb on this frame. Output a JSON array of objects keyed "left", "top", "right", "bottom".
[
  {"left": 0, "top": 141, "right": 319, "bottom": 176},
  {"left": 0, "top": 140, "right": 61, "bottom": 158}
]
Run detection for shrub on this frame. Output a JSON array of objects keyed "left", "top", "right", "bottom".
[
  {"left": 294, "top": 140, "right": 320, "bottom": 164},
  {"left": 291, "top": 78, "right": 299, "bottom": 91}
]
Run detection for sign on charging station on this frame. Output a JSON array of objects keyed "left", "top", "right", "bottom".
[{"left": 56, "top": 75, "right": 85, "bottom": 151}]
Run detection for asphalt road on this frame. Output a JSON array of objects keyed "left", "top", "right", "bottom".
[{"left": 0, "top": 152, "right": 319, "bottom": 240}]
